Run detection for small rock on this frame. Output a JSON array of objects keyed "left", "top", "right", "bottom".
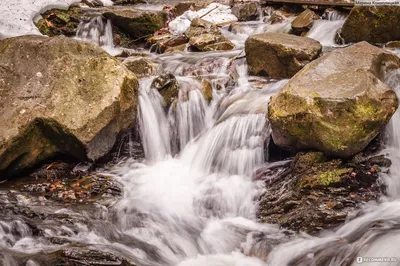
[
  {"left": 291, "top": 9, "right": 320, "bottom": 35},
  {"left": 123, "top": 57, "right": 159, "bottom": 77},
  {"left": 151, "top": 73, "right": 179, "bottom": 106}
]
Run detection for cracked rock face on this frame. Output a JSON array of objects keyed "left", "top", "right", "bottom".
[{"left": 0, "top": 35, "right": 138, "bottom": 178}]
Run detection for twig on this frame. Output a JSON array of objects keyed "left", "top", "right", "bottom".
[{"left": 199, "top": 6, "right": 218, "bottom": 19}]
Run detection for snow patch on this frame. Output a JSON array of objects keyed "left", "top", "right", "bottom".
[
  {"left": 169, "top": 3, "right": 238, "bottom": 35},
  {"left": 0, "top": 0, "right": 112, "bottom": 39}
]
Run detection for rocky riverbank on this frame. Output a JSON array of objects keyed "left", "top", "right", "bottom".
[{"left": 0, "top": 0, "right": 400, "bottom": 265}]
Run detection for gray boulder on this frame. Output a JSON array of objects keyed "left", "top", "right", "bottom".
[{"left": 0, "top": 36, "right": 138, "bottom": 177}]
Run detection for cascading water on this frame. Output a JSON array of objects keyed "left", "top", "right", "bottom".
[
  {"left": 306, "top": 20, "right": 345, "bottom": 47},
  {"left": 168, "top": 77, "right": 212, "bottom": 152},
  {"left": 382, "top": 69, "right": 400, "bottom": 196},
  {"left": 75, "top": 16, "right": 121, "bottom": 56},
  {"left": 2, "top": 1, "right": 400, "bottom": 265},
  {"left": 138, "top": 78, "right": 172, "bottom": 162},
  {"left": 110, "top": 64, "right": 287, "bottom": 265}
]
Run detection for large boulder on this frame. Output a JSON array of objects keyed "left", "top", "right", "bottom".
[
  {"left": 245, "top": 32, "right": 322, "bottom": 79},
  {"left": 0, "top": 36, "right": 138, "bottom": 177},
  {"left": 268, "top": 42, "right": 400, "bottom": 158},
  {"left": 102, "top": 7, "right": 168, "bottom": 39},
  {"left": 185, "top": 18, "right": 235, "bottom": 51},
  {"left": 340, "top": 6, "right": 400, "bottom": 44}
]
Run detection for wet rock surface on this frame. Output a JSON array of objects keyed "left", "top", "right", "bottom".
[
  {"left": 245, "top": 32, "right": 322, "bottom": 79},
  {"left": 151, "top": 72, "right": 180, "bottom": 106},
  {"left": 35, "top": 248, "right": 137, "bottom": 266},
  {"left": 231, "top": 2, "right": 259, "bottom": 21},
  {"left": 257, "top": 141, "right": 389, "bottom": 233},
  {"left": 147, "top": 34, "right": 189, "bottom": 53}
]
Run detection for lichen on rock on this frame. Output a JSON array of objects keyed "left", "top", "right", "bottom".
[{"left": 268, "top": 42, "right": 400, "bottom": 158}]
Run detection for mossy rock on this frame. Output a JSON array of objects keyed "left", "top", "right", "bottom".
[
  {"left": 257, "top": 150, "right": 387, "bottom": 233},
  {"left": 151, "top": 73, "right": 179, "bottom": 106},
  {"left": 340, "top": 6, "right": 400, "bottom": 44},
  {"left": 0, "top": 36, "right": 138, "bottom": 178},
  {"left": 35, "top": 7, "right": 85, "bottom": 37},
  {"left": 268, "top": 42, "right": 400, "bottom": 158},
  {"left": 102, "top": 7, "right": 168, "bottom": 39},
  {"left": 123, "top": 56, "right": 159, "bottom": 77},
  {"left": 299, "top": 166, "right": 350, "bottom": 189}
]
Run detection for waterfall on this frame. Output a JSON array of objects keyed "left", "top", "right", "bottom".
[
  {"left": 168, "top": 77, "right": 212, "bottom": 153},
  {"left": 323, "top": 10, "right": 347, "bottom": 21},
  {"left": 75, "top": 16, "right": 121, "bottom": 56},
  {"left": 138, "top": 78, "right": 172, "bottom": 163},
  {"left": 306, "top": 19, "right": 345, "bottom": 47}
]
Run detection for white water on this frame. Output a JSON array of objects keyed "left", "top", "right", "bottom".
[
  {"left": 306, "top": 19, "right": 345, "bottom": 47},
  {"left": 111, "top": 64, "right": 287, "bottom": 264},
  {"left": 75, "top": 16, "right": 122, "bottom": 56},
  {"left": 2, "top": 2, "right": 400, "bottom": 266}
]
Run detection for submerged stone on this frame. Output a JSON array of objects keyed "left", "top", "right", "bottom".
[{"left": 151, "top": 73, "right": 179, "bottom": 106}]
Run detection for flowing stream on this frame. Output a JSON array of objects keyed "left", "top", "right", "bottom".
[{"left": 1, "top": 4, "right": 400, "bottom": 266}]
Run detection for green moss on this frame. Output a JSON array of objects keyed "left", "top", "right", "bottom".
[
  {"left": 35, "top": 8, "right": 81, "bottom": 36},
  {"left": 35, "top": 19, "right": 52, "bottom": 36},
  {"left": 300, "top": 168, "right": 349, "bottom": 189}
]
